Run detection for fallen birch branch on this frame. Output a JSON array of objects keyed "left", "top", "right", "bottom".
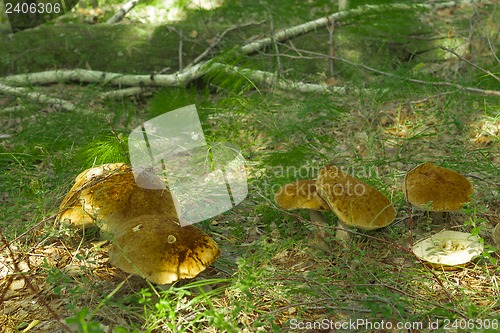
[
  {"left": 106, "top": 0, "right": 142, "bottom": 24},
  {"left": 213, "top": 63, "right": 347, "bottom": 94},
  {"left": 0, "top": 82, "right": 75, "bottom": 111},
  {"left": 1, "top": 64, "right": 206, "bottom": 88},
  {"left": 238, "top": 0, "right": 486, "bottom": 55}
]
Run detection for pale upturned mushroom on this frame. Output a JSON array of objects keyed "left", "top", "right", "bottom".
[
  {"left": 315, "top": 164, "right": 396, "bottom": 243},
  {"left": 108, "top": 214, "right": 220, "bottom": 284},
  {"left": 56, "top": 163, "right": 177, "bottom": 230},
  {"left": 412, "top": 230, "right": 483, "bottom": 270},
  {"left": 274, "top": 180, "right": 331, "bottom": 248},
  {"left": 404, "top": 162, "right": 474, "bottom": 223}
]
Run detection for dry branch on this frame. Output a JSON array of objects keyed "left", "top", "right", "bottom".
[
  {"left": 0, "top": 82, "right": 75, "bottom": 111},
  {"left": 189, "top": 20, "right": 266, "bottom": 66},
  {"left": 439, "top": 46, "right": 500, "bottom": 82},
  {"left": 0, "top": 65, "right": 206, "bottom": 87},
  {"left": 106, "top": 0, "right": 142, "bottom": 24},
  {"left": 213, "top": 63, "right": 346, "bottom": 94},
  {"left": 238, "top": 0, "right": 486, "bottom": 55},
  {"left": 289, "top": 49, "right": 500, "bottom": 97}
]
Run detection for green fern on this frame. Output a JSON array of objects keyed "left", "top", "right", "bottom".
[
  {"left": 81, "top": 134, "right": 129, "bottom": 168},
  {"left": 148, "top": 87, "right": 204, "bottom": 118},
  {"left": 203, "top": 49, "right": 261, "bottom": 95}
]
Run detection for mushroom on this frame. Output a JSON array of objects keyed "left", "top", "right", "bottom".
[
  {"left": 56, "top": 163, "right": 177, "bottom": 230},
  {"left": 274, "top": 180, "right": 331, "bottom": 248},
  {"left": 315, "top": 164, "right": 396, "bottom": 243},
  {"left": 56, "top": 163, "right": 127, "bottom": 228},
  {"left": 57, "top": 163, "right": 220, "bottom": 284},
  {"left": 108, "top": 214, "right": 220, "bottom": 284},
  {"left": 274, "top": 180, "right": 330, "bottom": 211},
  {"left": 412, "top": 230, "right": 483, "bottom": 270},
  {"left": 404, "top": 162, "right": 474, "bottom": 223}
]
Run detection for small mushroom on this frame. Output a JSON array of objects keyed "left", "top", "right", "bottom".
[
  {"left": 404, "top": 162, "right": 474, "bottom": 223},
  {"left": 412, "top": 230, "right": 483, "bottom": 270},
  {"left": 316, "top": 164, "right": 396, "bottom": 243},
  {"left": 404, "top": 162, "right": 473, "bottom": 212},
  {"left": 108, "top": 214, "right": 220, "bottom": 284},
  {"left": 274, "top": 180, "right": 331, "bottom": 248}
]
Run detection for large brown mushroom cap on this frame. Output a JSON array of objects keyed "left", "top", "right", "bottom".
[
  {"left": 274, "top": 180, "right": 330, "bottom": 211},
  {"left": 404, "top": 162, "right": 473, "bottom": 212},
  {"left": 316, "top": 164, "right": 396, "bottom": 230},
  {"left": 108, "top": 214, "right": 220, "bottom": 284},
  {"left": 56, "top": 163, "right": 177, "bottom": 229}
]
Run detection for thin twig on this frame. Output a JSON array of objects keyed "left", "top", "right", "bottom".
[
  {"left": 179, "top": 29, "right": 183, "bottom": 72},
  {"left": 288, "top": 48, "right": 500, "bottom": 97},
  {"left": 465, "top": 174, "right": 500, "bottom": 187},
  {"left": 404, "top": 173, "right": 414, "bottom": 248},
  {"left": 269, "top": 13, "right": 282, "bottom": 79},
  {"left": 0, "top": 212, "right": 58, "bottom": 252},
  {"left": 0, "top": 228, "right": 73, "bottom": 332},
  {"left": 327, "top": 17, "right": 335, "bottom": 77},
  {"left": 189, "top": 20, "right": 266, "bottom": 67},
  {"left": 439, "top": 46, "right": 500, "bottom": 82},
  {"left": 473, "top": 6, "right": 499, "bottom": 63}
]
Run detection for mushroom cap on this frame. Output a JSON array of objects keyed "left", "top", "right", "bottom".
[
  {"left": 316, "top": 164, "right": 396, "bottom": 230},
  {"left": 56, "top": 163, "right": 177, "bottom": 229},
  {"left": 404, "top": 162, "right": 473, "bottom": 212},
  {"left": 56, "top": 163, "right": 129, "bottom": 228},
  {"left": 274, "top": 180, "right": 330, "bottom": 211},
  {"left": 413, "top": 230, "right": 483, "bottom": 269},
  {"left": 108, "top": 214, "right": 220, "bottom": 284}
]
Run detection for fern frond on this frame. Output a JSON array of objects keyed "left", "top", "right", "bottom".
[
  {"left": 81, "top": 134, "right": 129, "bottom": 168},
  {"left": 203, "top": 48, "right": 260, "bottom": 95}
]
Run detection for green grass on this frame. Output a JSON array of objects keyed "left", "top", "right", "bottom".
[{"left": 1, "top": 0, "right": 499, "bottom": 332}]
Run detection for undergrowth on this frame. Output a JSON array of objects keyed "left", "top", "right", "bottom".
[{"left": 1, "top": 0, "right": 499, "bottom": 332}]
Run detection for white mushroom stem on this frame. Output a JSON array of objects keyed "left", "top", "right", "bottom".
[
  {"left": 429, "top": 211, "right": 448, "bottom": 224},
  {"left": 308, "top": 210, "right": 331, "bottom": 250},
  {"left": 335, "top": 222, "right": 351, "bottom": 244}
]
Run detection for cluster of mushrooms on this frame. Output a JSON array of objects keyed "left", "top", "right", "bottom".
[
  {"left": 275, "top": 162, "right": 487, "bottom": 269},
  {"left": 57, "top": 161, "right": 491, "bottom": 282},
  {"left": 56, "top": 163, "right": 220, "bottom": 284}
]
